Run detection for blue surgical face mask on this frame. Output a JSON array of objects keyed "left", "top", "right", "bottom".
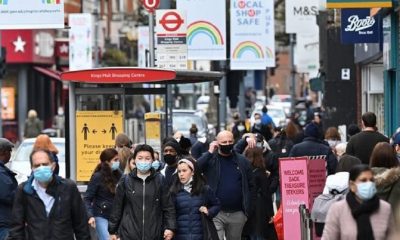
[
  {"left": 111, "top": 161, "right": 120, "bottom": 171},
  {"left": 152, "top": 160, "right": 160, "bottom": 170},
  {"left": 356, "top": 181, "right": 377, "bottom": 201},
  {"left": 33, "top": 166, "right": 53, "bottom": 183},
  {"left": 136, "top": 161, "right": 152, "bottom": 173}
]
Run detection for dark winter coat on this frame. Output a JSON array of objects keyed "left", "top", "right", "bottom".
[
  {"left": 0, "top": 162, "right": 17, "bottom": 228},
  {"left": 289, "top": 137, "right": 337, "bottom": 175},
  {"left": 243, "top": 167, "right": 276, "bottom": 239},
  {"left": 373, "top": 167, "right": 400, "bottom": 223},
  {"left": 8, "top": 175, "right": 91, "bottom": 240},
  {"left": 84, "top": 171, "right": 121, "bottom": 220},
  {"left": 172, "top": 185, "right": 220, "bottom": 240},
  {"left": 346, "top": 131, "right": 389, "bottom": 165},
  {"left": 108, "top": 169, "right": 176, "bottom": 240},
  {"left": 197, "top": 151, "right": 255, "bottom": 216},
  {"left": 23, "top": 118, "right": 43, "bottom": 138}
]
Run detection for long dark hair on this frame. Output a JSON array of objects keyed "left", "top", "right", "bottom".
[
  {"left": 93, "top": 148, "right": 121, "bottom": 194},
  {"left": 369, "top": 142, "right": 399, "bottom": 168},
  {"left": 170, "top": 157, "right": 206, "bottom": 196},
  {"left": 245, "top": 147, "right": 266, "bottom": 171}
]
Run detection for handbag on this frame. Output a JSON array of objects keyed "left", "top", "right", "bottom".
[{"left": 201, "top": 213, "right": 219, "bottom": 240}]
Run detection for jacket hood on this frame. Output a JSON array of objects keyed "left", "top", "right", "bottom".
[{"left": 373, "top": 167, "right": 400, "bottom": 189}]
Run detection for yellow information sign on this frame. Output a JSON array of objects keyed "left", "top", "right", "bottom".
[{"left": 76, "top": 111, "right": 123, "bottom": 181}]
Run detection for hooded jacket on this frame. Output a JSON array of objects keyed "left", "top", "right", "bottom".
[
  {"left": 108, "top": 169, "right": 176, "bottom": 240},
  {"left": 8, "top": 175, "right": 91, "bottom": 240},
  {"left": 373, "top": 167, "right": 400, "bottom": 221}
]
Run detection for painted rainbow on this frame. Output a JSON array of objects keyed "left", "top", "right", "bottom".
[
  {"left": 233, "top": 41, "right": 264, "bottom": 59},
  {"left": 187, "top": 21, "right": 224, "bottom": 45},
  {"left": 265, "top": 47, "right": 274, "bottom": 59},
  {"left": 42, "top": 0, "right": 61, "bottom": 4}
]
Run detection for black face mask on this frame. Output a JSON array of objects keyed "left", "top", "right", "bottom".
[
  {"left": 164, "top": 154, "right": 177, "bottom": 165},
  {"left": 219, "top": 144, "right": 234, "bottom": 155}
]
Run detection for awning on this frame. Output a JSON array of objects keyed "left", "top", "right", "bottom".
[{"left": 33, "top": 66, "right": 62, "bottom": 81}]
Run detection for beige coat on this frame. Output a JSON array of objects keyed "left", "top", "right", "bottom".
[{"left": 322, "top": 199, "right": 395, "bottom": 240}]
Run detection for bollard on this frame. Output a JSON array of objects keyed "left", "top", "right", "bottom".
[{"left": 299, "top": 204, "right": 313, "bottom": 240}]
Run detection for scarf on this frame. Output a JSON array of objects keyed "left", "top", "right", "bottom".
[
  {"left": 345, "top": 192, "right": 380, "bottom": 240},
  {"left": 183, "top": 177, "right": 193, "bottom": 193}
]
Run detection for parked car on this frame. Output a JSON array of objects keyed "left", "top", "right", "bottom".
[
  {"left": 9, "top": 138, "right": 66, "bottom": 184},
  {"left": 270, "top": 94, "right": 292, "bottom": 115},
  {"left": 250, "top": 105, "right": 288, "bottom": 128},
  {"left": 172, "top": 109, "right": 215, "bottom": 140}
]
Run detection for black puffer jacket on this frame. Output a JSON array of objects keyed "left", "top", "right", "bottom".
[
  {"left": 108, "top": 169, "right": 176, "bottom": 240},
  {"left": 8, "top": 175, "right": 91, "bottom": 240}
]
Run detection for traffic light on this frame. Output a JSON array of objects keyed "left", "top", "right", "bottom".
[{"left": 0, "top": 47, "right": 6, "bottom": 79}]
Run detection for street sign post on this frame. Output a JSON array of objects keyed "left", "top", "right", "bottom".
[{"left": 155, "top": 10, "right": 187, "bottom": 70}]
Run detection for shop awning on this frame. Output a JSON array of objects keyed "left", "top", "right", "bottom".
[{"left": 33, "top": 66, "right": 62, "bottom": 81}]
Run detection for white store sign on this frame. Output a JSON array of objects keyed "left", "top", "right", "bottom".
[{"left": 285, "top": 0, "right": 319, "bottom": 34}]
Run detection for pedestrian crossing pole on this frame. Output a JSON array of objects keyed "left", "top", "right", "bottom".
[{"left": 290, "top": 33, "right": 296, "bottom": 114}]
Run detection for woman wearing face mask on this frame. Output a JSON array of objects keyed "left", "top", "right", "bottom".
[
  {"left": 169, "top": 158, "right": 220, "bottom": 240},
  {"left": 322, "top": 164, "right": 396, "bottom": 240},
  {"left": 83, "top": 148, "right": 122, "bottom": 240},
  {"left": 108, "top": 144, "right": 176, "bottom": 240},
  {"left": 369, "top": 142, "right": 400, "bottom": 224}
]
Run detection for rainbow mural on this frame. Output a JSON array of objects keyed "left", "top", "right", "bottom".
[
  {"left": 0, "top": 0, "right": 8, "bottom": 5},
  {"left": 42, "top": 0, "right": 61, "bottom": 4},
  {"left": 187, "top": 21, "right": 224, "bottom": 45},
  {"left": 233, "top": 41, "right": 264, "bottom": 59}
]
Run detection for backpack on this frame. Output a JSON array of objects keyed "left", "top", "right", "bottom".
[{"left": 311, "top": 192, "right": 346, "bottom": 237}]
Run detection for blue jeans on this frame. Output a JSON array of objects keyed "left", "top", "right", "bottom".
[
  {"left": 95, "top": 217, "right": 109, "bottom": 240},
  {"left": 0, "top": 227, "right": 9, "bottom": 240},
  {"left": 249, "top": 235, "right": 265, "bottom": 240}
]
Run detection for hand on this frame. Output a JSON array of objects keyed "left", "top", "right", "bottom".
[
  {"left": 268, "top": 216, "right": 274, "bottom": 224},
  {"left": 199, "top": 206, "right": 209, "bottom": 215},
  {"left": 110, "top": 234, "right": 118, "bottom": 240},
  {"left": 246, "top": 136, "right": 256, "bottom": 149},
  {"left": 88, "top": 217, "right": 96, "bottom": 228},
  {"left": 163, "top": 229, "right": 174, "bottom": 240},
  {"left": 208, "top": 141, "right": 218, "bottom": 153}
]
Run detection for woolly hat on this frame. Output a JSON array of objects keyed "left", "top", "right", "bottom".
[
  {"left": 304, "top": 123, "right": 320, "bottom": 138},
  {"left": 163, "top": 140, "right": 181, "bottom": 153},
  {"left": 0, "top": 138, "right": 14, "bottom": 151},
  {"left": 392, "top": 132, "right": 400, "bottom": 145}
]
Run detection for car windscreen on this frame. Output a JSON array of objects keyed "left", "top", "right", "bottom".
[
  {"left": 173, "top": 115, "right": 205, "bottom": 131},
  {"left": 14, "top": 142, "right": 65, "bottom": 162},
  {"left": 268, "top": 109, "right": 285, "bottom": 118}
]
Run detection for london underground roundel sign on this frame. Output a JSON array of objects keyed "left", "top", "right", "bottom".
[{"left": 141, "top": 0, "right": 160, "bottom": 13}]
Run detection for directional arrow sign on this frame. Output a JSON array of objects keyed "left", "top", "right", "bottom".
[
  {"left": 92, "top": 129, "right": 97, "bottom": 134},
  {"left": 102, "top": 129, "right": 107, "bottom": 134}
]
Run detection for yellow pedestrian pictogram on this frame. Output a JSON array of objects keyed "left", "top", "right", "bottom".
[{"left": 76, "top": 111, "right": 123, "bottom": 181}]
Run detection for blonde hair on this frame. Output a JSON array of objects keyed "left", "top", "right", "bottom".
[
  {"left": 124, "top": 154, "right": 135, "bottom": 174},
  {"left": 28, "top": 109, "right": 37, "bottom": 118}
]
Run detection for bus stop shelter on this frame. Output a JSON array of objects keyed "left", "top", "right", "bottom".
[{"left": 60, "top": 67, "right": 223, "bottom": 182}]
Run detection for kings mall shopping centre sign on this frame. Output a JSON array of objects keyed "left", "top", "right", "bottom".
[{"left": 341, "top": 9, "right": 380, "bottom": 44}]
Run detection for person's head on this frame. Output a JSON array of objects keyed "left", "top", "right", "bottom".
[
  {"left": 325, "top": 127, "right": 341, "bottom": 141},
  {"left": 189, "top": 124, "right": 198, "bottom": 135},
  {"left": 349, "top": 164, "right": 376, "bottom": 202},
  {"left": 262, "top": 106, "right": 268, "bottom": 114},
  {"left": 173, "top": 157, "right": 205, "bottom": 196},
  {"left": 30, "top": 149, "right": 56, "bottom": 185},
  {"left": 285, "top": 120, "right": 299, "bottom": 140},
  {"left": 162, "top": 136, "right": 178, "bottom": 146},
  {"left": 118, "top": 147, "right": 132, "bottom": 171},
  {"left": 335, "top": 142, "right": 347, "bottom": 158},
  {"left": 244, "top": 147, "right": 265, "bottom": 170},
  {"left": 98, "top": 148, "right": 120, "bottom": 170},
  {"left": 232, "top": 112, "right": 241, "bottom": 123},
  {"left": 361, "top": 112, "right": 377, "bottom": 128},
  {"left": 28, "top": 109, "right": 37, "bottom": 119},
  {"left": 216, "top": 130, "right": 234, "bottom": 156},
  {"left": 133, "top": 144, "right": 154, "bottom": 174},
  {"left": 154, "top": 151, "right": 160, "bottom": 161},
  {"left": 179, "top": 136, "right": 192, "bottom": 155},
  {"left": 336, "top": 154, "right": 361, "bottom": 172},
  {"left": 347, "top": 124, "right": 361, "bottom": 138},
  {"left": 304, "top": 122, "right": 320, "bottom": 139},
  {"left": 33, "top": 134, "right": 59, "bottom": 154},
  {"left": 314, "top": 112, "right": 322, "bottom": 124},
  {"left": 115, "top": 133, "right": 132, "bottom": 151},
  {"left": 254, "top": 113, "right": 262, "bottom": 125},
  {"left": 124, "top": 154, "right": 136, "bottom": 174},
  {"left": 369, "top": 142, "right": 398, "bottom": 169},
  {"left": 163, "top": 141, "right": 181, "bottom": 166},
  {"left": 0, "top": 138, "right": 14, "bottom": 164},
  {"left": 392, "top": 132, "right": 400, "bottom": 154}
]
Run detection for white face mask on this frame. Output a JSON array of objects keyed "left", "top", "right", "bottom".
[
  {"left": 254, "top": 119, "right": 261, "bottom": 125},
  {"left": 237, "top": 125, "right": 245, "bottom": 131}
]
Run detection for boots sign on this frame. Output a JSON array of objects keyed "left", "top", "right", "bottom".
[{"left": 341, "top": 9, "right": 380, "bottom": 44}]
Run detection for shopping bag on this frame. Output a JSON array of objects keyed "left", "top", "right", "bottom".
[
  {"left": 201, "top": 213, "right": 219, "bottom": 240},
  {"left": 273, "top": 205, "right": 284, "bottom": 240}
]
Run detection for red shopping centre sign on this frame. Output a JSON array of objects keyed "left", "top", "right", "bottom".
[{"left": 60, "top": 68, "right": 176, "bottom": 84}]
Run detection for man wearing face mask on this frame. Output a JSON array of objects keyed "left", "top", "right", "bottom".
[
  {"left": 197, "top": 130, "right": 255, "bottom": 240},
  {"left": 160, "top": 141, "right": 182, "bottom": 186},
  {"left": 251, "top": 113, "right": 273, "bottom": 141},
  {"left": 8, "top": 149, "right": 91, "bottom": 240}
]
